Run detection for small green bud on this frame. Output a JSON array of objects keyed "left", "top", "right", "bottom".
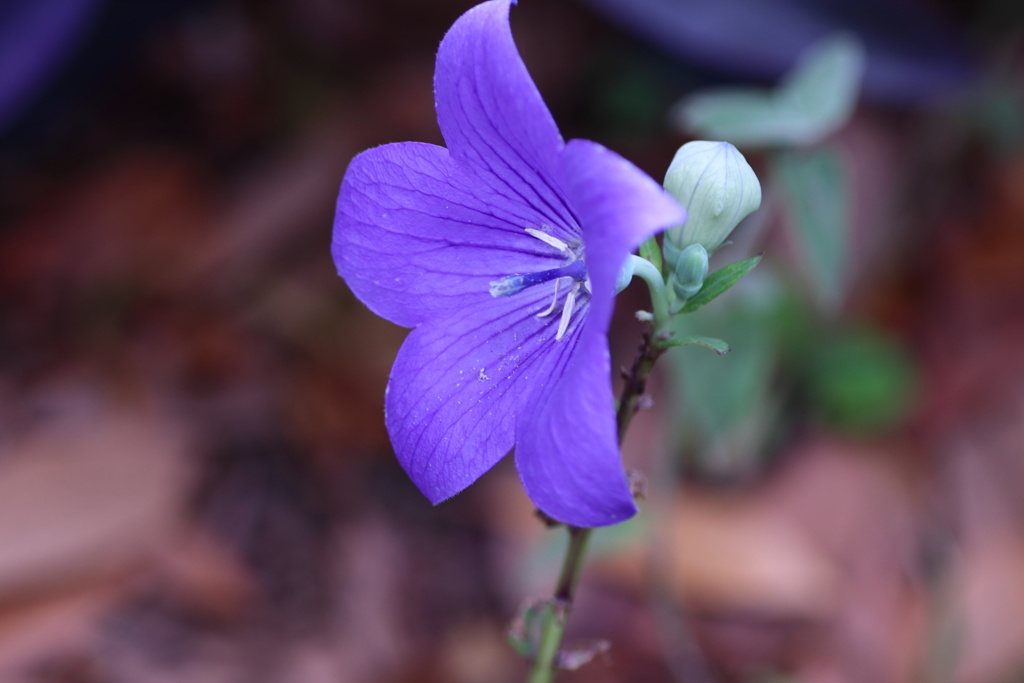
[
  {"left": 663, "top": 141, "right": 761, "bottom": 253},
  {"left": 671, "top": 243, "right": 709, "bottom": 299}
]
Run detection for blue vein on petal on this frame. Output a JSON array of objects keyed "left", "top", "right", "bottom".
[
  {"left": 354, "top": 150, "right": 539, "bottom": 236},
  {"left": 413, "top": 329, "right": 580, "bottom": 481},
  {"left": 391, "top": 287, "right": 584, "bottom": 427},
  {"left": 412, "top": 329, "right": 579, "bottom": 481},
  {"left": 345, "top": 180, "right": 564, "bottom": 261},
  {"left": 355, "top": 155, "right": 573, "bottom": 243},
  {"left": 452, "top": 74, "right": 579, "bottom": 238},
  {"left": 468, "top": 30, "right": 579, "bottom": 231},
  {"left": 395, "top": 291, "right": 587, "bottom": 476}
]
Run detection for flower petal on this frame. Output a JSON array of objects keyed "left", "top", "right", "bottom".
[
  {"left": 334, "top": 141, "right": 571, "bottom": 328},
  {"left": 515, "top": 331, "right": 635, "bottom": 527},
  {"left": 434, "top": 0, "right": 578, "bottom": 243},
  {"left": 387, "top": 284, "right": 585, "bottom": 504},
  {"left": 515, "top": 140, "right": 685, "bottom": 527}
]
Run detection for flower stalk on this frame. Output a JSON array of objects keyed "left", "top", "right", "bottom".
[
  {"left": 627, "top": 255, "right": 672, "bottom": 339},
  {"left": 526, "top": 328, "right": 665, "bottom": 682},
  {"left": 523, "top": 137, "right": 764, "bottom": 679},
  {"left": 527, "top": 526, "right": 592, "bottom": 683},
  {"left": 330, "top": 1, "right": 764, "bottom": 679}
]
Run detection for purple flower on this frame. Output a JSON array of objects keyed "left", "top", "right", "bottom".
[{"left": 332, "top": 0, "right": 684, "bottom": 527}]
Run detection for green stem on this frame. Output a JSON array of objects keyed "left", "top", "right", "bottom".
[
  {"left": 617, "top": 331, "right": 665, "bottom": 439},
  {"left": 525, "top": 331, "right": 663, "bottom": 682},
  {"left": 527, "top": 527, "right": 592, "bottom": 683},
  {"left": 628, "top": 255, "right": 671, "bottom": 337}
]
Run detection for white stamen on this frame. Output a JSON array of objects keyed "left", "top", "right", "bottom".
[
  {"left": 555, "top": 283, "right": 579, "bottom": 341},
  {"left": 525, "top": 228, "right": 570, "bottom": 253},
  {"left": 535, "top": 278, "right": 562, "bottom": 317}
]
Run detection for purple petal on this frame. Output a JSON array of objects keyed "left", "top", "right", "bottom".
[
  {"left": 515, "top": 140, "right": 684, "bottom": 527},
  {"left": 515, "top": 331, "right": 634, "bottom": 526},
  {"left": 387, "top": 284, "right": 586, "bottom": 504},
  {"left": 334, "top": 141, "right": 571, "bottom": 328},
  {"left": 434, "top": 0, "right": 578, "bottom": 244},
  {"left": 0, "top": 0, "right": 102, "bottom": 130}
]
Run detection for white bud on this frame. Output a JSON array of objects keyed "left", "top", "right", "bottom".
[{"left": 663, "top": 141, "right": 761, "bottom": 252}]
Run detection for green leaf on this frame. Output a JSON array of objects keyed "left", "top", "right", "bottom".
[
  {"left": 679, "top": 255, "right": 762, "bottom": 313},
  {"left": 638, "top": 235, "right": 663, "bottom": 275},
  {"left": 778, "top": 34, "right": 864, "bottom": 140},
  {"left": 675, "top": 34, "right": 865, "bottom": 147},
  {"left": 772, "top": 147, "right": 847, "bottom": 310},
  {"left": 678, "top": 89, "right": 795, "bottom": 147},
  {"left": 806, "top": 328, "right": 918, "bottom": 434},
  {"left": 658, "top": 334, "right": 731, "bottom": 355},
  {"left": 667, "top": 282, "right": 787, "bottom": 466}
]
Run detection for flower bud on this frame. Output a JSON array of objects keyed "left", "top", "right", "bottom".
[
  {"left": 671, "top": 243, "right": 709, "bottom": 299},
  {"left": 663, "top": 141, "right": 761, "bottom": 253}
]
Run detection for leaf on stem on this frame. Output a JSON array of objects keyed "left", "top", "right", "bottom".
[
  {"left": 675, "top": 33, "right": 865, "bottom": 147},
  {"left": 678, "top": 255, "right": 762, "bottom": 314},
  {"left": 658, "top": 334, "right": 731, "bottom": 355}
]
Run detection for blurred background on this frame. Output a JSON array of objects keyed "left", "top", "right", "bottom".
[{"left": 1, "top": 0, "right": 1024, "bottom": 681}]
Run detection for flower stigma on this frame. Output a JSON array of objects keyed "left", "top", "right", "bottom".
[{"left": 489, "top": 227, "right": 591, "bottom": 341}]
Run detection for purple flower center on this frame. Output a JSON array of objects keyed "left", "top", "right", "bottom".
[
  {"left": 488, "top": 260, "right": 587, "bottom": 297},
  {"left": 489, "top": 229, "right": 591, "bottom": 341}
]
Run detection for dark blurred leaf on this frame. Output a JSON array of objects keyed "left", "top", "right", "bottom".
[
  {"left": 0, "top": 0, "right": 104, "bottom": 131},
  {"left": 581, "top": 0, "right": 974, "bottom": 104}
]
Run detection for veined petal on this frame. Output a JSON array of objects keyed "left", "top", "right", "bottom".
[
  {"left": 516, "top": 140, "right": 685, "bottom": 527},
  {"left": 434, "top": 0, "right": 578, "bottom": 243},
  {"left": 334, "top": 141, "right": 569, "bottom": 328},
  {"left": 387, "top": 285, "right": 586, "bottom": 504}
]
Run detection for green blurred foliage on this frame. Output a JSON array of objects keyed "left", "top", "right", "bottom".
[
  {"left": 668, "top": 268, "right": 792, "bottom": 478},
  {"left": 667, "top": 265, "right": 919, "bottom": 479},
  {"left": 804, "top": 327, "right": 918, "bottom": 435},
  {"left": 772, "top": 147, "right": 848, "bottom": 311},
  {"left": 676, "top": 34, "right": 865, "bottom": 148}
]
